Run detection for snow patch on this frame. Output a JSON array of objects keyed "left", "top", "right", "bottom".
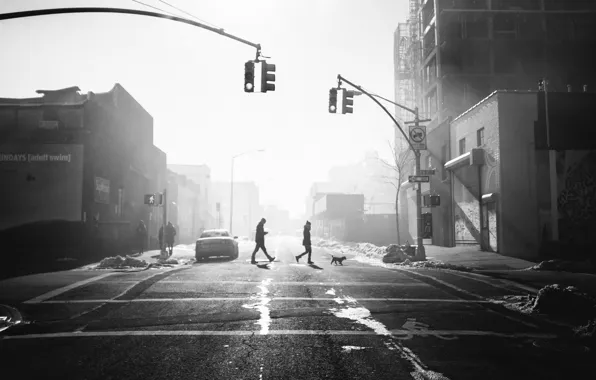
[
  {"left": 96, "top": 255, "right": 147, "bottom": 269},
  {"left": 325, "top": 288, "right": 336, "bottom": 296},
  {"left": 341, "top": 345, "right": 367, "bottom": 353}
]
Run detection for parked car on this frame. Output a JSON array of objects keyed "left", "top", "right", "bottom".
[{"left": 195, "top": 229, "right": 239, "bottom": 261}]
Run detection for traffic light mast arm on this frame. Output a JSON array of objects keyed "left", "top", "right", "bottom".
[
  {"left": 0, "top": 7, "right": 263, "bottom": 56},
  {"left": 337, "top": 75, "right": 417, "bottom": 154}
]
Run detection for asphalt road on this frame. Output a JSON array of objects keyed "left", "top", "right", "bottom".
[{"left": 1, "top": 236, "right": 594, "bottom": 380}]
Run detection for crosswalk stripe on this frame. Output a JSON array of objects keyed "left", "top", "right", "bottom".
[
  {"left": 23, "top": 273, "right": 115, "bottom": 304},
  {"left": 39, "top": 297, "right": 492, "bottom": 304},
  {"left": 1, "top": 330, "right": 558, "bottom": 340},
  {"left": 100, "top": 281, "right": 430, "bottom": 287}
]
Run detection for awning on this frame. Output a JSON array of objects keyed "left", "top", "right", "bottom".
[{"left": 444, "top": 148, "right": 485, "bottom": 171}]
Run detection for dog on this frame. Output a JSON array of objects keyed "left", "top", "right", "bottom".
[{"left": 330, "top": 255, "right": 347, "bottom": 265}]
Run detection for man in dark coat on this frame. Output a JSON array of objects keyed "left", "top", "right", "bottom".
[
  {"left": 165, "top": 221, "right": 176, "bottom": 257},
  {"left": 295, "top": 221, "right": 313, "bottom": 264},
  {"left": 251, "top": 218, "right": 275, "bottom": 264},
  {"left": 136, "top": 220, "right": 147, "bottom": 255}
]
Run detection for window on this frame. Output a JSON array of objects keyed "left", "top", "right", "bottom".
[
  {"left": 200, "top": 230, "right": 231, "bottom": 238},
  {"left": 428, "top": 156, "right": 433, "bottom": 168},
  {"left": 477, "top": 128, "right": 485, "bottom": 146},
  {"left": 459, "top": 138, "right": 466, "bottom": 155}
]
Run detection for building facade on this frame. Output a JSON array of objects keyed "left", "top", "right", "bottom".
[
  {"left": 211, "top": 181, "right": 261, "bottom": 238},
  {"left": 167, "top": 164, "right": 214, "bottom": 229},
  {"left": 0, "top": 84, "right": 165, "bottom": 257},
  {"left": 444, "top": 90, "right": 596, "bottom": 259}
]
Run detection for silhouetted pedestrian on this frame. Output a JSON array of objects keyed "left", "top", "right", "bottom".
[
  {"left": 136, "top": 220, "right": 147, "bottom": 255},
  {"left": 296, "top": 221, "right": 313, "bottom": 264},
  {"left": 251, "top": 218, "right": 275, "bottom": 264},
  {"left": 165, "top": 221, "right": 176, "bottom": 257}
]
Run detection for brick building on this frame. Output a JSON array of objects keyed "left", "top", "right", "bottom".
[
  {"left": 443, "top": 90, "right": 596, "bottom": 260},
  {"left": 0, "top": 84, "right": 166, "bottom": 259},
  {"left": 167, "top": 169, "right": 201, "bottom": 244}
]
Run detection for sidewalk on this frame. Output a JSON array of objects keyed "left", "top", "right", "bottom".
[
  {"left": 424, "top": 245, "right": 596, "bottom": 295},
  {"left": 424, "top": 245, "right": 536, "bottom": 270}
]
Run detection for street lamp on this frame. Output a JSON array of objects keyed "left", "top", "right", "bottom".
[{"left": 230, "top": 149, "right": 265, "bottom": 235}]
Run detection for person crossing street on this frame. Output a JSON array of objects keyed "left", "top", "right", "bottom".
[
  {"left": 295, "top": 221, "right": 313, "bottom": 264},
  {"left": 251, "top": 218, "right": 275, "bottom": 264}
]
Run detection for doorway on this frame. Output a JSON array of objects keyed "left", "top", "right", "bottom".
[{"left": 481, "top": 200, "right": 498, "bottom": 252}]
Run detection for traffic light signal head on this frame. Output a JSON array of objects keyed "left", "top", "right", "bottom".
[
  {"left": 329, "top": 88, "right": 337, "bottom": 113},
  {"left": 244, "top": 61, "right": 255, "bottom": 93},
  {"left": 261, "top": 61, "right": 276, "bottom": 93},
  {"left": 342, "top": 90, "right": 354, "bottom": 114}
]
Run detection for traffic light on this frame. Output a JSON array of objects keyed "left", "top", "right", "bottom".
[
  {"left": 244, "top": 61, "right": 255, "bottom": 93},
  {"left": 261, "top": 61, "right": 276, "bottom": 93},
  {"left": 329, "top": 88, "right": 337, "bottom": 113},
  {"left": 342, "top": 89, "right": 354, "bottom": 114}
]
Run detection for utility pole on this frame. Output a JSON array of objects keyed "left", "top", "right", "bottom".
[
  {"left": 334, "top": 74, "right": 429, "bottom": 260},
  {"left": 230, "top": 159, "right": 235, "bottom": 235},
  {"left": 543, "top": 78, "right": 559, "bottom": 241},
  {"left": 162, "top": 188, "right": 167, "bottom": 255}
]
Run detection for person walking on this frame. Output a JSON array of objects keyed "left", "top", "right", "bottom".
[
  {"left": 165, "top": 221, "right": 176, "bottom": 257},
  {"left": 251, "top": 218, "right": 275, "bottom": 264},
  {"left": 295, "top": 221, "right": 313, "bottom": 264},
  {"left": 136, "top": 220, "right": 147, "bottom": 255},
  {"left": 158, "top": 225, "right": 164, "bottom": 251}
]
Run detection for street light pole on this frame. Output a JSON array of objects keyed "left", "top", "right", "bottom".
[{"left": 335, "top": 74, "right": 427, "bottom": 260}]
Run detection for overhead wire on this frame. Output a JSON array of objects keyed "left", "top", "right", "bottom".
[
  {"left": 157, "top": 0, "right": 223, "bottom": 30},
  {"left": 130, "top": 0, "right": 179, "bottom": 17}
]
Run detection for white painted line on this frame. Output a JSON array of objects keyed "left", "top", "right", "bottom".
[
  {"left": 23, "top": 273, "right": 116, "bottom": 304},
  {"left": 1, "top": 329, "right": 559, "bottom": 340},
  {"left": 442, "top": 270, "right": 539, "bottom": 294},
  {"left": 40, "top": 297, "right": 492, "bottom": 304},
  {"left": 133, "top": 281, "right": 430, "bottom": 287},
  {"left": 110, "top": 267, "right": 180, "bottom": 300}
]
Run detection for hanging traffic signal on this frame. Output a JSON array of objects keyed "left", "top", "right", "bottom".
[
  {"left": 342, "top": 90, "right": 354, "bottom": 114},
  {"left": 261, "top": 61, "right": 276, "bottom": 93},
  {"left": 329, "top": 88, "right": 337, "bottom": 113},
  {"left": 244, "top": 61, "right": 255, "bottom": 93}
]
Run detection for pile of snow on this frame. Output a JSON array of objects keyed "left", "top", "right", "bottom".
[
  {"left": 491, "top": 284, "right": 596, "bottom": 319},
  {"left": 316, "top": 238, "right": 473, "bottom": 272},
  {"left": 532, "top": 284, "right": 596, "bottom": 317},
  {"left": 528, "top": 259, "right": 595, "bottom": 274},
  {"left": 575, "top": 319, "right": 596, "bottom": 347},
  {"left": 97, "top": 255, "right": 148, "bottom": 269},
  {"left": 398, "top": 260, "right": 473, "bottom": 272}
]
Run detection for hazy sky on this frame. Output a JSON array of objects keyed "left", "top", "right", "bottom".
[{"left": 0, "top": 0, "right": 408, "bottom": 218}]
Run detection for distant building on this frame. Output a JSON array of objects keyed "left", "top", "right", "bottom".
[
  {"left": 263, "top": 205, "right": 291, "bottom": 235},
  {"left": 211, "top": 181, "right": 261, "bottom": 238},
  {"left": 312, "top": 194, "right": 364, "bottom": 241},
  {"left": 0, "top": 84, "right": 165, "bottom": 255},
  {"left": 167, "top": 170, "right": 201, "bottom": 243},
  {"left": 167, "top": 164, "right": 214, "bottom": 229}
]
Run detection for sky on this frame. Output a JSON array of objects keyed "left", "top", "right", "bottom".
[{"left": 0, "top": 0, "right": 409, "bottom": 218}]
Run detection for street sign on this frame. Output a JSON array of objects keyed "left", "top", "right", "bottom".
[
  {"left": 419, "top": 169, "right": 436, "bottom": 176},
  {"left": 409, "top": 125, "right": 427, "bottom": 150},
  {"left": 144, "top": 193, "right": 156, "bottom": 206},
  {"left": 409, "top": 175, "right": 430, "bottom": 183}
]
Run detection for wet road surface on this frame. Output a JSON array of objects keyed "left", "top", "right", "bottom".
[{"left": 1, "top": 236, "right": 594, "bottom": 379}]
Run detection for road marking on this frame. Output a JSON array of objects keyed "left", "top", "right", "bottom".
[
  {"left": 40, "top": 297, "right": 493, "bottom": 304},
  {"left": 110, "top": 267, "right": 181, "bottom": 300},
  {"left": 118, "top": 281, "right": 430, "bottom": 287},
  {"left": 1, "top": 329, "right": 559, "bottom": 340},
  {"left": 441, "top": 270, "right": 539, "bottom": 294},
  {"left": 23, "top": 273, "right": 116, "bottom": 304},
  {"left": 397, "top": 268, "right": 539, "bottom": 329}
]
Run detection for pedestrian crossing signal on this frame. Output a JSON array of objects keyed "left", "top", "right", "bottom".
[{"left": 144, "top": 194, "right": 156, "bottom": 206}]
